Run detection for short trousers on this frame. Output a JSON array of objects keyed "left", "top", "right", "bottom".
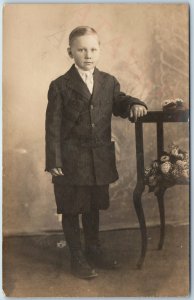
[{"left": 53, "top": 184, "right": 110, "bottom": 215}]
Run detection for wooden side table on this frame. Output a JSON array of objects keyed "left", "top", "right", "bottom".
[{"left": 131, "top": 110, "right": 189, "bottom": 269}]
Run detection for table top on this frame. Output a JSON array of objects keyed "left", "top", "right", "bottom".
[{"left": 130, "top": 109, "right": 189, "bottom": 123}]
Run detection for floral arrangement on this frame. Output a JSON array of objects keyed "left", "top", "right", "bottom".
[
  {"left": 161, "top": 98, "right": 186, "bottom": 111},
  {"left": 144, "top": 143, "right": 189, "bottom": 193}
]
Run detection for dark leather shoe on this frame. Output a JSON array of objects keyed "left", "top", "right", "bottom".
[
  {"left": 71, "top": 249, "right": 98, "bottom": 279},
  {"left": 85, "top": 245, "right": 120, "bottom": 270}
]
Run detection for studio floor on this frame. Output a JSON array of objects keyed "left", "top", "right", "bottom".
[{"left": 3, "top": 224, "right": 189, "bottom": 297}]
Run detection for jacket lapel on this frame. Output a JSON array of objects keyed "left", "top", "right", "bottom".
[
  {"left": 65, "top": 64, "right": 91, "bottom": 100},
  {"left": 64, "top": 65, "right": 106, "bottom": 103}
]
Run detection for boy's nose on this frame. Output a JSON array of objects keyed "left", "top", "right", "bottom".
[{"left": 85, "top": 51, "right": 91, "bottom": 59}]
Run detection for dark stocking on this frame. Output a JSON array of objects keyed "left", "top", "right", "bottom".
[
  {"left": 82, "top": 208, "right": 100, "bottom": 248},
  {"left": 62, "top": 214, "right": 81, "bottom": 251}
]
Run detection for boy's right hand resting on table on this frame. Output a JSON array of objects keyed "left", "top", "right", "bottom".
[
  {"left": 129, "top": 104, "right": 148, "bottom": 122},
  {"left": 50, "top": 168, "right": 64, "bottom": 176}
]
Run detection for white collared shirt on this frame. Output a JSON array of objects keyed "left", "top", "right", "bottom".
[{"left": 75, "top": 64, "right": 94, "bottom": 94}]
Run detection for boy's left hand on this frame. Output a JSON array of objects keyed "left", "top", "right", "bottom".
[{"left": 129, "top": 105, "right": 147, "bottom": 122}]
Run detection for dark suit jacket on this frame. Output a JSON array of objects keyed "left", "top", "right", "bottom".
[{"left": 45, "top": 64, "right": 147, "bottom": 185}]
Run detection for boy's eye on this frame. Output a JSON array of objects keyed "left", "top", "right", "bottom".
[{"left": 77, "top": 48, "right": 97, "bottom": 52}]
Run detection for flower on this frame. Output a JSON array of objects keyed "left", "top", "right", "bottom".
[
  {"left": 176, "top": 160, "right": 187, "bottom": 169},
  {"left": 181, "top": 169, "right": 189, "bottom": 179},
  {"left": 152, "top": 160, "right": 159, "bottom": 169},
  {"left": 144, "top": 167, "right": 152, "bottom": 178},
  {"left": 57, "top": 240, "right": 67, "bottom": 248},
  {"left": 160, "top": 162, "right": 172, "bottom": 174},
  {"left": 175, "top": 98, "right": 184, "bottom": 105},
  {"left": 161, "top": 99, "right": 176, "bottom": 108},
  {"left": 144, "top": 144, "right": 189, "bottom": 192},
  {"left": 168, "top": 143, "right": 179, "bottom": 154},
  {"left": 171, "top": 148, "right": 179, "bottom": 157},
  {"left": 160, "top": 155, "right": 170, "bottom": 162},
  {"left": 177, "top": 153, "right": 184, "bottom": 160},
  {"left": 171, "top": 168, "right": 180, "bottom": 179},
  {"left": 148, "top": 175, "right": 158, "bottom": 187},
  {"left": 184, "top": 152, "right": 189, "bottom": 162}
]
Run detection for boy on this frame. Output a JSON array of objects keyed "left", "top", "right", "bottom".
[{"left": 45, "top": 26, "right": 147, "bottom": 279}]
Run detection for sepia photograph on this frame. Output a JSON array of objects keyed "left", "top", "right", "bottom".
[{"left": 3, "top": 3, "right": 189, "bottom": 297}]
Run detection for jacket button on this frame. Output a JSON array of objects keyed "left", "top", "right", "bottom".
[
  {"left": 90, "top": 104, "right": 94, "bottom": 110},
  {"left": 91, "top": 123, "right": 95, "bottom": 128}
]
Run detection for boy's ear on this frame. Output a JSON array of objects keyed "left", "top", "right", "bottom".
[{"left": 67, "top": 47, "right": 73, "bottom": 58}]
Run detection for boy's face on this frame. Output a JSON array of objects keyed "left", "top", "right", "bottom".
[{"left": 68, "top": 34, "right": 100, "bottom": 71}]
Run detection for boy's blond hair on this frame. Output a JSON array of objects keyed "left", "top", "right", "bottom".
[{"left": 69, "top": 26, "right": 99, "bottom": 46}]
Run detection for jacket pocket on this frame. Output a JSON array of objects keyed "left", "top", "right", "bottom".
[{"left": 92, "top": 142, "right": 118, "bottom": 184}]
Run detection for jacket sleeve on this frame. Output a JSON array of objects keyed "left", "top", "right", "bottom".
[
  {"left": 45, "top": 81, "right": 63, "bottom": 172},
  {"left": 112, "top": 77, "right": 148, "bottom": 118}
]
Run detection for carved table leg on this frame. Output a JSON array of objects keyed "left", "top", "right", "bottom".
[
  {"left": 156, "top": 122, "right": 166, "bottom": 250},
  {"left": 133, "top": 182, "right": 146, "bottom": 269},
  {"left": 155, "top": 187, "right": 166, "bottom": 250},
  {"left": 133, "top": 122, "right": 146, "bottom": 269}
]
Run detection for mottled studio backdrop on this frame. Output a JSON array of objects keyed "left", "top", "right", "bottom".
[{"left": 3, "top": 4, "right": 189, "bottom": 235}]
